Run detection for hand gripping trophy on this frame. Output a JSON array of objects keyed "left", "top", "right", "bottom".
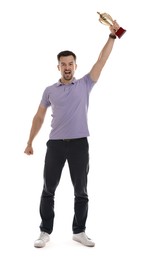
[{"left": 97, "top": 12, "right": 126, "bottom": 38}]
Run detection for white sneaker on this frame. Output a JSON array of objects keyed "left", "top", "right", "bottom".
[
  {"left": 34, "top": 231, "right": 50, "bottom": 248},
  {"left": 73, "top": 232, "right": 95, "bottom": 247}
]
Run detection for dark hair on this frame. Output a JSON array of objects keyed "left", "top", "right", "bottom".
[{"left": 57, "top": 50, "right": 76, "bottom": 61}]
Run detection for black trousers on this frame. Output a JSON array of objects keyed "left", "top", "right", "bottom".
[{"left": 39, "top": 137, "right": 89, "bottom": 234}]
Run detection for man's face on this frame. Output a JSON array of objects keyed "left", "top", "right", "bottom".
[{"left": 57, "top": 55, "right": 77, "bottom": 83}]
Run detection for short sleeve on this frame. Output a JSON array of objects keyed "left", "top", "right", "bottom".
[
  {"left": 40, "top": 87, "right": 51, "bottom": 108},
  {"left": 83, "top": 73, "right": 97, "bottom": 92}
]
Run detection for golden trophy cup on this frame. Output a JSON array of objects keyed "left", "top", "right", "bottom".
[{"left": 97, "top": 12, "right": 126, "bottom": 38}]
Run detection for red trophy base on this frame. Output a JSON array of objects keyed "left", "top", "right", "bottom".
[{"left": 116, "top": 27, "right": 126, "bottom": 38}]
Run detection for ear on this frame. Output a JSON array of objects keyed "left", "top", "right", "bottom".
[
  {"left": 57, "top": 64, "right": 60, "bottom": 71},
  {"left": 75, "top": 64, "right": 77, "bottom": 70}
]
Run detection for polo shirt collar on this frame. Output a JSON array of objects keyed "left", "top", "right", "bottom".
[{"left": 56, "top": 78, "right": 76, "bottom": 87}]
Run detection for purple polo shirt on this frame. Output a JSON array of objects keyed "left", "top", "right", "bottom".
[{"left": 40, "top": 73, "right": 96, "bottom": 139}]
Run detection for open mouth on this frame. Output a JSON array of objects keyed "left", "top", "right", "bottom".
[{"left": 64, "top": 71, "right": 71, "bottom": 75}]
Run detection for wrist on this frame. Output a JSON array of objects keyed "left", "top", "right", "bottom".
[
  {"left": 27, "top": 142, "right": 32, "bottom": 146},
  {"left": 109, "top": 33, "right": 116, "bottom": 39}
]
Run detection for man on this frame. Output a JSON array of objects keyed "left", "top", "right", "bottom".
[{"left": 24, "top": 21, "right": 120, "bottom": 248}]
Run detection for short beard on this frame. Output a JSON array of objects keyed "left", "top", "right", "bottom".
[{"left": 63, "top": 72, "right": 73, "bottom": 81}]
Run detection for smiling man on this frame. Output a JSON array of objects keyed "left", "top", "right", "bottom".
[{"left": 24, "top": 20, "right": 120, "bottom": 248}]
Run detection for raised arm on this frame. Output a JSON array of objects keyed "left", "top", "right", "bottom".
[
  {"left": 89, "top": 20, "right": 120, "bottom": 82},
  {"left": 24, "top": 105, "right": 47, "bottom": 155}
]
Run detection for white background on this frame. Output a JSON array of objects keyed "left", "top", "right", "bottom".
[{"left": 0, "top": 0, "right": 145, "bottom": 259}]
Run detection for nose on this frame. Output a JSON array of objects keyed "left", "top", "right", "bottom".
[{"left": 66, "top": 64, "right": 70, "bottom": 70}]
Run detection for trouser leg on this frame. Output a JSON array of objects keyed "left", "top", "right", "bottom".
[
  {"left": 67, "top": 138, "right": 89, "bottom": 234},
  {"left": 40, "top": 140, "right": 66, "bottom": 234}
]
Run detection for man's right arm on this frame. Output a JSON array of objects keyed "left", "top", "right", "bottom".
[{"left": 24, "top": 105, "right": 47, "bottom": 155}]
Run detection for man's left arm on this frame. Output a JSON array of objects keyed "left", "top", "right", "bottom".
[{"left": 89, "top": 20, "right": 120, "bottom": 82}]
